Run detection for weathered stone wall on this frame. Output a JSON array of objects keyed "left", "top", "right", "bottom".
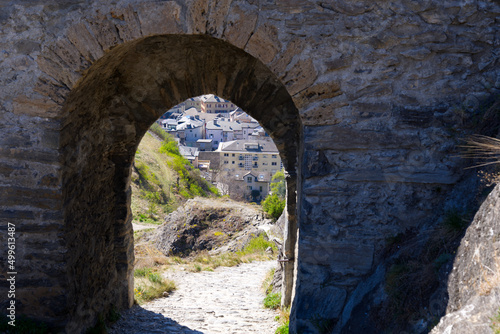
[{"left": 0, "top": 0, "right": 499, "bottom": 333}]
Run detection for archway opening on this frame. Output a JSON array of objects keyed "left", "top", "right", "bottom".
[{"left": 60, "top": 34, "right": 301, "bottom": 331}]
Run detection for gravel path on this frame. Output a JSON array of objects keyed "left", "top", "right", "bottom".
[{"left": 109, "top": 261, "right": 278, "bottom": 334}]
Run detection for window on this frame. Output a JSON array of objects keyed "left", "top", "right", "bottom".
[
  {"left": 272, "top": 155, "right": 277, "bottom": 158},
  {"left": 259, "top": 175, "right": 264, "bottom": 179},
  {"left": 263, "top": 155, "right": 267, "bottom": 158},
  {"left": 224, "top": 161, "right": 229, "bottom": 164},
  {"left": 232, "top": 161, "right": 235, "bottom": 164},
  {"left": 259, "top": 186, "right": 263, "bottom": 192},
  {"left": 232, "top": 153, "right": 235, "bottom": 157},
  {"left": 247, "top": 176, "right": 253, "bottom": 183},
  {"left": 224, "top": 153, "right": 229, "bottom": 157},
  {"left": 272, "top": 162, "right": 277, "bottom": 166}
]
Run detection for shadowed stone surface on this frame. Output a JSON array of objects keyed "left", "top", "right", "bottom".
[{"left": 0, "top": 0, "right": 499, "bottom": 333}]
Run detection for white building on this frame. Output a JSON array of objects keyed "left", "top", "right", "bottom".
[{"left": 169, "top": 117, "right": 205, "bottom": 144}]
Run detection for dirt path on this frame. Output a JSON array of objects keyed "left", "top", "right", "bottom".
[{"left": 109, "top": 261, "right": 278, "bottom": 334}]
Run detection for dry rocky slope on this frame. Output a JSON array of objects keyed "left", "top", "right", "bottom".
[{"left": 150, "top": 197, "right": 281, "bottom": 257}]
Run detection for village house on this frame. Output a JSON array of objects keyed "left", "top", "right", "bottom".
[{"left": 216, "top": 139, "right": 282, "bottom": 176}]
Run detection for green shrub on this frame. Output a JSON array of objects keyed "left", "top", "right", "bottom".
[
  {"left": 262, "top": 194, "right": 285, "bottom": 219},
  {"left": 160, "top": 140, "right": 181, "bottom": 156},
  {"left": 275, "top": 322, "right": 289, "bottom": 334},
  {"left": 134, "top": 267, "right": 152, "bottom": 277},
  {"left": 263, "top": 292, "right": 281, "bottom": 310},
  {"left": 149, "top": 122, "right": 173, "bottom": 142},
  {"left": 270, "top": 169, "right": 286, "bottom": 199},
  {"left": 148, "top": 272, "right": 162, "bottom": 283},
  {"left": 239, "top": 233, "right": 277, "bottom": 255}
]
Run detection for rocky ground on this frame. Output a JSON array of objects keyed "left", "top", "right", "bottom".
[
  {"left": 109, "top": 260, "right": 278, "bottom": 334},
  {"left": 150, "top": 197, "right": 279, "bottom": 257}
]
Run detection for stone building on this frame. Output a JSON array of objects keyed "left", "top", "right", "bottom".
[
  {"left": 0, "top": 1, "right": 499, "bottom": 333},
  {"left": 217, "top": 139, "right": 282, "bottom": 176}
]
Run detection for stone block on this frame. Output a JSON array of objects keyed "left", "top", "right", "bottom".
[
  {"left": 245, "top": 24, "right": 281, "bottom": 65},
  {"left": 300, "top": 238, "right": 374, "bottom": 275},
  {"left": 85, "top": 13, "right": 122, "bottom": 51},
  {"left": 284, "top": 58, "right": 318, "bottom": 97},
  {"left": 109, "top": 6, "right": 143, "bottom": 43},
  {"left": 136, "top": 1, "right": 183, "bottom": 36},
  {"left": 0, "top": 209, "right": 35, "bottom": 220},
  {"left": 205, "top": 0, "right": 232, "bottom": 37},
  {"left": 304, "top": 125, "right": 419, "bottom": 151},
  {"left": 319, "top": 1, "right": 374, "bottom": 16},
  {"left": 66, "top": 22, "right": 104, "bottom": 63},
  {"left": 0, "top": 186, "right": 62, "bottom": 210},
  {"left": 271, "top": 38, "right": 306, "bottom": 75},
  {"left": 12, "top": 96, "right": 61, "bottom": 118},
  {"left": 294, "top": 81, "right": 342, "bottom": 109},
  {"left": 295, "top": 284, "right": 347, "bottom": 324},
  {"left": 223, "top": 1, "right": 258, "bottom": 49}
]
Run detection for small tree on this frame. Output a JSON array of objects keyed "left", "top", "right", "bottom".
[
  {"left": 262, "top": 194, "right": 285, "bottom": 219},
  {"left": 270, "top": 169, "right": 286, "bottom": 199}
]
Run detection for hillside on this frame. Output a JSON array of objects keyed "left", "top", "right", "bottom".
[{"left": 131, "top": 124, "right": 218, "bottom": 225}]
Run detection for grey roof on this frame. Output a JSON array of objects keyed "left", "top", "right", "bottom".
[
  {"left": 176, "top": 117, "right": 204, "bottom": 130},
  {"left": 179, "top": 145, "right": 199, "bottom": 158},
  {"left": 206, "top": 120, "right": 242, "bottom": 132},
  {"left": 184, "top": 108, "right": 219, "bottom": 122},
  {"left": 216, "top": 139, "right": 279, "bottom": 153}
]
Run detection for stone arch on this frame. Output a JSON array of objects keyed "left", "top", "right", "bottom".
[{"left": 59, "top": 34, "right": 301, "bottom": 331}]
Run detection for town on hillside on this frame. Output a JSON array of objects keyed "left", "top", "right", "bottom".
[{"left": 156, "top": 94, "right": 283, "bottom": 202}]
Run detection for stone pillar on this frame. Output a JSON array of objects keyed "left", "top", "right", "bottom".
[{"left": 282, "top": 171, "right": 298, "bottom": 307}]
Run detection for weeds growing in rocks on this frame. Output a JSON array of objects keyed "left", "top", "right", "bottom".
[
  {"left": 274, "top": 307, "right": 290, "bottom": 334},
  {"left": 263, "top": 292, "right": 281, "bottom": 310},
  {"left": 491, "top": 308, "right": 500, "bottom": 334},
  {"left": 262, "top": 268, "right": 276, "bottom": 294},
  {"left": 134, "top": 267, "right": 176, "bottom": 304}
]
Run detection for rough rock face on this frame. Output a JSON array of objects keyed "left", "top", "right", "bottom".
[
  {"left": 0, "top": 0, "right": 499, "bottom": 332},
  {"left": 431, "top": 185, "right": 500, "bottom": 334},
  {"left": 152, "top": 197, "right": 273, "bottom": 256}
]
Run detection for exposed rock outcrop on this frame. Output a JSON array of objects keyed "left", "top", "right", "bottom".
[
  {"left": 431, "top": 185, "right": 500, "bottom": 334},
  {"left": 151, "top": 197, "right": 274, "bottom": 257}
]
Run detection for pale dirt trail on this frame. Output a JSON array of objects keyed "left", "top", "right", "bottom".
[{"left": 109, "top": 260, "right": 278, "bottom": 334}]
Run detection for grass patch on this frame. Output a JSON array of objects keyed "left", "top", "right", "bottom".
[
  {"left": 134, "top": 274, "right": 176, "bottom": 304},
  {"left": 263, "top": 292, "right": 281, "bottom": 310},
  {"left": 238, "top": 233, "right": 277, "bottom": 255},
  {"left": 262, "top": 268, "right": 276, "bottom": 295}
]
